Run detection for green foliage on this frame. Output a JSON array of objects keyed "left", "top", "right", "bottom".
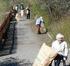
[{"left": 0, "top": 0, "right": 11, "bottom": 23}]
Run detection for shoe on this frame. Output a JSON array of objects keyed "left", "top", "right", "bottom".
[{"left": 37, "top": 32, "right": 41, "bottom": 34}]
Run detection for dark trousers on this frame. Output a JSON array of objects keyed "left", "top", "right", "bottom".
[
  {"left": 27, "top": 14, "right": 30, "bottom": 19},
  {"left": 49, "top": 54, "right": 66, "bottom": 66},
  {"left": 36, "top": 24, "right": 41, "bottom": 34},
  {"left": 54, "top": 59, "right": 66, "bottom": 66}
]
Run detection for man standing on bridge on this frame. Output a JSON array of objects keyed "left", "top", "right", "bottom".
[{"left": 26, "top": 7, "right": 30, "bottom": 19}]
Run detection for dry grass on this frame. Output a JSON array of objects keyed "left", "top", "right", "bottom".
[{"left": 48, "top": 16, "right": 70, "bottom": 47}]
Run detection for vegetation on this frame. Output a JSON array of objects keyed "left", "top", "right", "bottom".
[
  {"left": 48, "top": 17, "right": 70, "bottom": 46},
  {"left": 0, "top": 0, "right": 11, "bottom": 24}
]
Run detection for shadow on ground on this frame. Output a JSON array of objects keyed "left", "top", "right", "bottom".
[
  {"left": 0, "top": 57, "right": 32, "bottom": 66},
  {"left": 0, "top": 57, "right": 70, "bottom": 66},
  {"left": 0, "top": 19, "right": 18, "bottom": 56}
]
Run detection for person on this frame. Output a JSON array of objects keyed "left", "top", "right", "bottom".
[
  {"left": 20, "top": 3, "right": 24, "bottom": 10},
  {"left": 51, "top": 33, "right": 68, "bottom": 66},
  {"left": 14, "top": 5, "right": 18, "bottom": 13},
  {"left": 36, "top": 16, "right": 44, "bottom": 34},
  {"left": 26, "top": 7, "right": 30, "bottom": 19},
  {"left": 20, "top": 9, "right": 24, "bottom": 17},
  {"left": 20, "top": 3, "right": 24, "bottom": 17},
  {"left": 15, "top": 12, "right": 21, "bottom": 22}
]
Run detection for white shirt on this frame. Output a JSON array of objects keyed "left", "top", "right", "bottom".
[
  {"left": 36, "top": 17, "right": 43, "bottom": 25},
  {"left": 21, "top": 10, "right": 24, "bottom": 16},
  {"left": 52, "top": 40, "right": 68, "bottom": 56},
  {"left": 15, "top": 6, "right": 18, "bottom": 11}
]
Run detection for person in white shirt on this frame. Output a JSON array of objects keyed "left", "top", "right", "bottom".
[
  {"left": 36, "top": 16, "right": 44, "bottom": 34},
  {"left": 21, "top": 9, "right": 24, "bottom": 17},
  {"left": 51, "top": 33, "right": 68, "bottom": 66}
]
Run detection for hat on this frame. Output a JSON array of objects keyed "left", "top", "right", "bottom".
[
  {"left": 56, "top": 33, "right": 64, "bottom": 40},
  {"left": 40, "top": 16, "right": 43, "bottom": 19}
]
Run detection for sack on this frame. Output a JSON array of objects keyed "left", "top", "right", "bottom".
[
  {"left": 40, "top": 23, "right": 46, "bottom": 33},
  {"left": 33, "top": 43, "right": 57, "bottom": 66},
  {"left": 41, "top": 22, "right": 44, "bottom": 27}
]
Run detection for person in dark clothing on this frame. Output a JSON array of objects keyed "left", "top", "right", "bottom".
[
  {"left": 26, "top": 7, "right": 30, "bottom": 19},
  {"left": 20, "top": 3, "right": 24, "bottom": 10}
]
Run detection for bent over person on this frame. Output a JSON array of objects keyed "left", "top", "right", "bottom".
[
  {"left": 36, "top": 16, "right": 44, "bottom": 34},
  {"left": 50, "top": 33, "right": 68, "bottom": 66}
]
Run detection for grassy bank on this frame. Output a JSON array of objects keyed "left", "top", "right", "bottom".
[
  {"left": 48, "top": 16, "right": 70, "bottom": 46},
  {"left": 0, "top": 0, "right": 11, "bottom": 24}
]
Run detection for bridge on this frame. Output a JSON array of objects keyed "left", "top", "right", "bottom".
[{"left": 0, "top": 9, "right": 70, "bottom": 66}]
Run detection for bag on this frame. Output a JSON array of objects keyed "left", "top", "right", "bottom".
[
  {"left": 41, "top": 22, "right": 44, "bottom": 27},
  {"left": 33, "top": 43, "right": 57, "bottom": 66},
  {"left": 40, "top": 23, "right": 46, "bottom": 33}
]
